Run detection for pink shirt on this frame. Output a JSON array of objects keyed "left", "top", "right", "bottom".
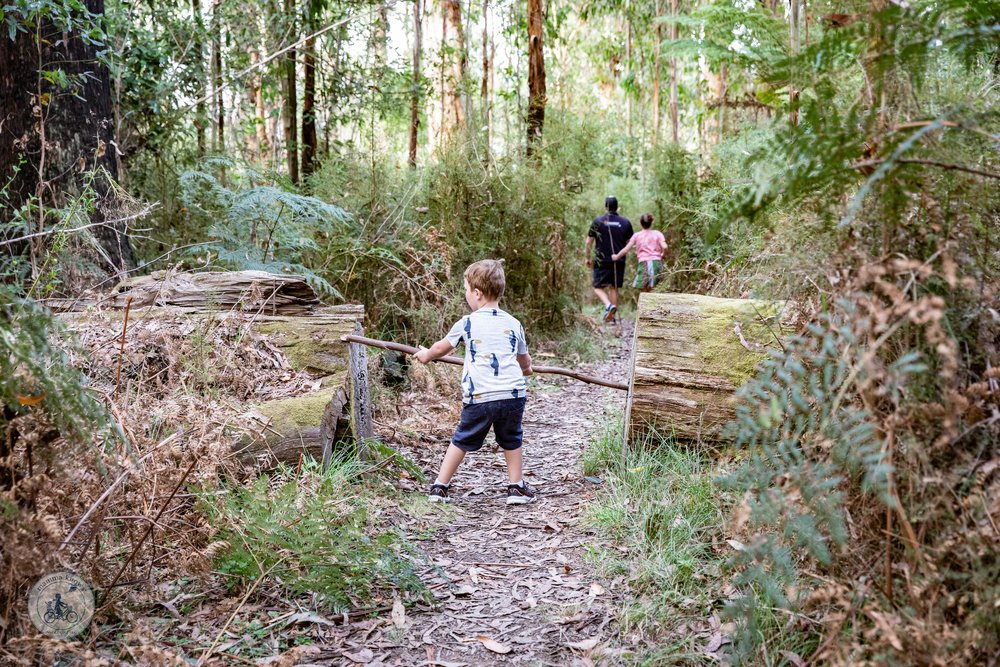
[{"left": 632, "top": 229, "right": 666, "bottom": 262}]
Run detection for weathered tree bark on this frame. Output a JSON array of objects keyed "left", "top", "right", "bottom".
[
  {"left": 526, "top": 0, "right": 546, "bottom": 153},
  {"left": 408, "top": 0, "right": 422, "bottom": 168},
  {"left": 625, "top": 292, "right": 790, "bottom": 445},
  {"left": 282, "top": 0, "right": 299, "bottom": 184},
  {"left": 301, "top": 0, "right": 318, "bottom": 179},
  {"left": 669, "top": 0, "right": 679, "bottom": 143},
  {"left": 0, "top": 0, "right": 135, "bottom": 275}
]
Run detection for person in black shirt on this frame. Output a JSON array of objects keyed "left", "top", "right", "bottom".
[{"left": 585, "top": 196, "right": 633, "bottom": 322}]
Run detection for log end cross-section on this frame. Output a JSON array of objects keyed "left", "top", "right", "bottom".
[{"left": 625, "top": 292, "right": 792, "bottom": 446}]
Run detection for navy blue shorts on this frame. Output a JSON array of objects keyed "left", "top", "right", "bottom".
[
  {"left": 592, "top": 261, "right": 626, "bottom": 288},
  {"left": 452, "top": 397, "right": 527, "bottom": 452}
]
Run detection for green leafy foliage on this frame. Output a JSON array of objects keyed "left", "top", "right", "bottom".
[
  {"left": 178, "top": 159, "right": 351, "bottom": 298},
  {"left": 720, "top": 302, "right": 927, "bottom": 659},
  {"left": 0, "top": 287, "right": 107, "bottom": 446},
  {"left": 199, "top": 458, "right": 427, "bottom": 611}
]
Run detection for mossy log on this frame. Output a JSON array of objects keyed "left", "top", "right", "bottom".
[
  {"left": 624, "top": 292, "right": 792, "bottom": 445},
  {"left": 56, "top": 299, "right": 370, "bottom": 468},
  {"left": 243, "top": 307, "right": 373, "bottom": 467}
]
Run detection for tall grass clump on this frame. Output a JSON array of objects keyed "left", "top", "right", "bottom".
[{"left": 583, "top": 419, "right": 733, "bottom": 663}]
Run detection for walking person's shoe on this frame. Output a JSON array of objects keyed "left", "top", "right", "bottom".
[
  {"left": 428, "top": 483, "right": 451, "bottom": 503},
  {"left": 506, "top": 481, "right": 536, "bottom": 505},
  {"left": 603, "top": 304, "right": 618, "bottom": 323}
]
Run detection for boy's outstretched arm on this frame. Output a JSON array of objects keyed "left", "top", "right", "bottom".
[
  {"left": 415, "top": 338, "right": 455, "bottom": 364},
  {"left": 517, "top": 352, "right": 533, "bottom": 376}
]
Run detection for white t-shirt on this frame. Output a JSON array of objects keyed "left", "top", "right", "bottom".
[{"left": 445, "top": 306, "right": 529, "bottom": 404}]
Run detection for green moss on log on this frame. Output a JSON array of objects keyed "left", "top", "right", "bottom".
[
  {"left": 255, "top": 320, "right": 351, "bottom": 375},
  {"left": 691, "top": 300, "right": 783, "bottom": 386},
  {"left": 254, "top": 387, "right": 339, "bottom": 433}
]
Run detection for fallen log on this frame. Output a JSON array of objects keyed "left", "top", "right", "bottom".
[
  {"left": 624, "top": 292, "right": 792, "bottom": 445},
  {"left": 54, "top": 279, "right": 370, "bottom": 469}
]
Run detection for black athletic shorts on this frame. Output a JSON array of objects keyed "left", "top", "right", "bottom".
[{"left": 592, "top": 261, "right": 626, "bottom": 288}]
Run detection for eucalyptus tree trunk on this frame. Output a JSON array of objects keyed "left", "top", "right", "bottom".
[
  {"left": 625, "top": 0, "right": 633, "bottom": 140},
  {"left": 652, "top": 0, "right": 662, "bottom": 145},
  {"left": 212, "top": 0, "right": 224, "bottom": 152},
  {"left": 282, "top": 0, "right": 299, "bottom": 184},
  {"left": 481, "top": 0, "right": 491, "bottom": 156},
  {"left": 193, "top": 0, "right": 207, "bottom": 155},
  {"left": 0, "top": 0, "right": 135, "bottom": 275},
  {"left": 669, "top": 0, "right": 679, "bottom": 143},
  {"left": 789, "top": 0, "right": 800, "bottom": 125},
  {"left": 441, "top": 0, "right": 467, "bottom": 141},
  {"left": 408, "top": 0, "right": 422, "bottom": 167},
  {"left": 526, "top": 0, "right": 546, "bottom": 153},
  {"left": 301, "top": 0, "right": 318, "bottom": 178}
]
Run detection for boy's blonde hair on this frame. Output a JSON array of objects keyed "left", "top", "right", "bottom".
[{"left": 464, "top": 259, "right": 505, "bottom": 300}]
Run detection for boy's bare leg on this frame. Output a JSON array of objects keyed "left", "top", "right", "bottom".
[
  {"left": 608, "top": 286, "right": 619, "bottom": 307},
  {"left": 592, "top": 286, "right": 611, "bottom": 307},
  {"left": 503, "top": 447, "right": 523, "bottom": 485},
  {"left": 435, "top": 444, "right": 467, "bottom": 485}
]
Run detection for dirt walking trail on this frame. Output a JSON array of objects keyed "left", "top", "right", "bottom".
[{"left": 337, "top": 323, "right": 634, "bottom": 666}]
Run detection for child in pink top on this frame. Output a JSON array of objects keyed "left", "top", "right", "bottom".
[{"left": 611, "top": 213, "right": 667, "bottom": 291}]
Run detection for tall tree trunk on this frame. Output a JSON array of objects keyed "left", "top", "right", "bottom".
[
  {"left": 193, "top": 0, "right": 207, "bottom": 155},
  {"left": 301, "top": 0, "right": 317, "bottom": 179},
  {"left": 789, "top": 0, "right": 800, "bottom": 125},
  {"left": 283, "top": 0, "right": 299, "bottom": 183},
  {"left": 251, "top": 48, "right": 270, "bottom": 160},
  {"left": 482, "top": 0, "right": 491, "bottom": 155},
  {"left": 625, "top": 0, "right": 633, "bottom": 140},
  {"left": 441, "top": 0, "right": 466, "bottom": 142},
  {"left": 408, "top": 0, "right": 422, "bottom": 168},
  {"left": 669, "top": 0, "right": 679, "bottom": 143},
  {"left": 652, "top": 0, "right": 662, "bottom": 145},
  {"left": 718, "top": 62, "right": 727, "bottom": 144},
  {"left": 373, "top": 3, "right": 389, "bottom": 73},
  {"left": 0, "top": 0, "right": 135, "bottom": 275},
  {"left": 212, "top": 0, "right": 224, "bottom": 152},
  {"left": 526, "top": 0, "right": 546, "bottom": 153}
]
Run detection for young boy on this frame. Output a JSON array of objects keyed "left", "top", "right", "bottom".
[
  {"left": 611, "top": 212, "right": 668, "bottom": 292},
  {"left": 414, "top": 259, "right": 536, "bottom": 505}
]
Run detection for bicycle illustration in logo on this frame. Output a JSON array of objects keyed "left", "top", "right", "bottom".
[{"left": 43, "top": 593, "right": 80, "bottom": 625}]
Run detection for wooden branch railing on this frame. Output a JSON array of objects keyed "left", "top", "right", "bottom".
[{"left": 341, "top": 334, "right": 628, "bottom": 391}]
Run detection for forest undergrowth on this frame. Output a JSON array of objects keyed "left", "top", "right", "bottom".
[{"left": 3, "top": 0, "right": 999, "bottom": 664}]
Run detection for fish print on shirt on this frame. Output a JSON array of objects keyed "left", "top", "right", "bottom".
[
  {"left": 505, "top": 329, "right": 517, "bottom": 353},
  {"left": 470, "top": 339, "right": 480, "bottom": 362},
  {"left": 464, "top": 317, "right": 472, "bottom": 341},
  {"left": 489, "top": 353, "right": 500, "bottom": 376}
]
